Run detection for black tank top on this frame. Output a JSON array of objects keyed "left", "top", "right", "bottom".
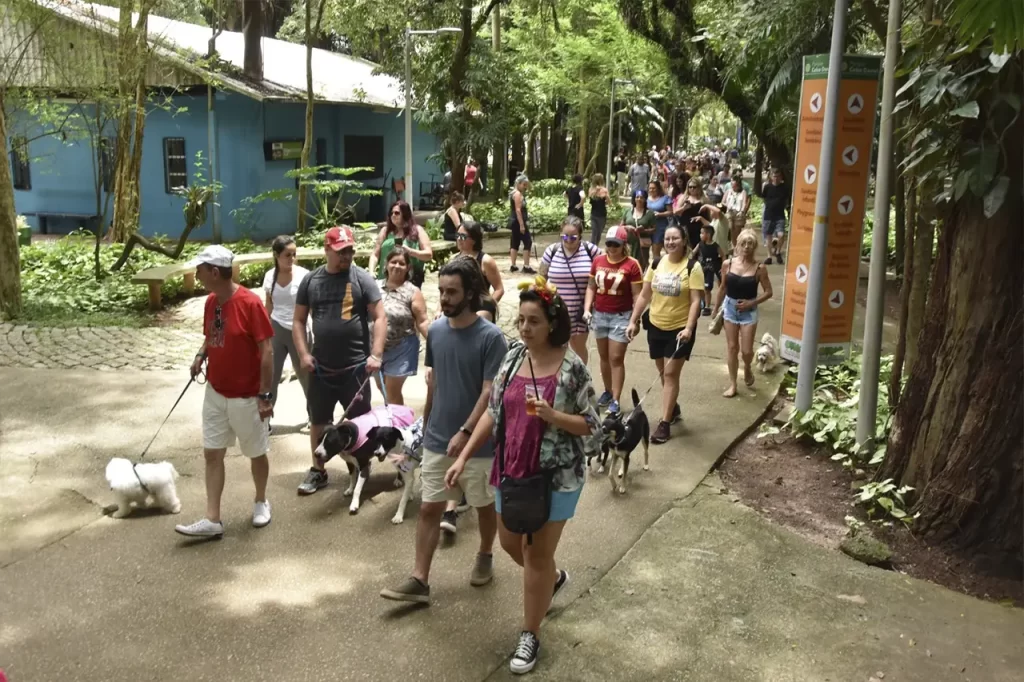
[
  {"left": 590, "top": 193, "right": 607, "bottom": 218},
  {"left": 442, "top": 210, "right": 461, "bottom": 241},
  {"left": 567, "top": 185, "right": 585, "bottom": 220},
  {"left": 509, "top": 192, "right": 529, "bottom": 225},
  {"left": 725, "top": 262, "right": 759, "bottom": 300}
]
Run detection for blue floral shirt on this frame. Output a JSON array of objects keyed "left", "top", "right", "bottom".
[{"left": 488, "top": 342, "right": 601, "bottom": 492}]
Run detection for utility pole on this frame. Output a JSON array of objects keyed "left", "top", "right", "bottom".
[
  {"left": 493, "top": 7, "right": 504, "bottom": 194},
  {"left": 794, "top": 0, "right": 849, "bottom": 411},
  {"left": 403, "top": 24, "right": 413, "bottom": 204},
  {"left": 606, "top": 78, "right": 615, "bottom": 184},
  {"left": 856, "top": 0, "right": 901, "bottom": 447}
]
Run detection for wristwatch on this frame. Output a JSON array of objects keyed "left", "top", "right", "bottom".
[
  {"left": 459, "top": 426, "right": 472, "bottom": 437},
  {"left": 258, "top": 392, "right": 274, "bottom": 402}
]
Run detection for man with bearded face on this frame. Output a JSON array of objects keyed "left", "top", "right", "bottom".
[{"left": 380, "top": 256, "right": 507, "bottom": 604}]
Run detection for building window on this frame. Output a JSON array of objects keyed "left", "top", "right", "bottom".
[
  {"left": 163, "top": 137, "right": 187, "bottom": 193},
  {"left": 10, "top": 136, "right": 30, "bottom": 190},
  {"left": 344, "top": 135, "right": 384, "bottom": 181},
  {"left": 99, "top": 137, "right": 116, "bottom": 193}
]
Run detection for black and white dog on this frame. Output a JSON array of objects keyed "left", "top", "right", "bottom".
[
  {"left": 597, "top": 388, "right": 650, "bottom": 495},
  {"left": 313, "top": 406, "right": 418, "bottom": 515}
]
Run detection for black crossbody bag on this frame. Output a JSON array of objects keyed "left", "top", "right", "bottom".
[{"left": 496, "top": 347, "right": 551, "bottom": 545}]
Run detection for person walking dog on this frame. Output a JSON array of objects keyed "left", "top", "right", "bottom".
[
  {"left": 175, "top": 245, "right": 275, "bottom": 538},
  {"left": 293, "top": 226, "right": 387, "bottom": 495}
]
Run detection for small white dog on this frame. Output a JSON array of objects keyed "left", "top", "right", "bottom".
[
  {"left": 105, "top": 457, "right": 181, "bottom": 518},
  {"left": 755, "top": 333, "right": 780, "bottom": 373},
  {"left": 381, "top": 418, "right": 424, "bottom": 524}
]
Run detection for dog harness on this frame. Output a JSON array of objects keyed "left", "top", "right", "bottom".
[{"left": 349, "top": 405, "right": 417, "bottom": 450}]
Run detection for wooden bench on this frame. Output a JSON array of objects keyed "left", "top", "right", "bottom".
[
  {"left": 133, "top": 243, "right": 457, "bottom": 311},
  {"left": 21, "top": 211, "right": 100, "bottom": 235}
]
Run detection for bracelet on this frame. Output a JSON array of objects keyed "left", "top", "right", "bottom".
[
  {"left": 195, "top": 353, "right": 206, "bottom": 359},
  {"left": 369, "top": 355, "right": 381, "bottom": 363}
]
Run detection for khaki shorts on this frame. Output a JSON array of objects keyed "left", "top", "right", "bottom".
[
  {"left": 420, "top": 448, "right": 494, "bottom": 507},
  {"left": 202, "top": 384, "right": 269, "bottom": 458}
]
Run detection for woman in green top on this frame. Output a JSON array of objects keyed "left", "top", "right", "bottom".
[
  {"left": 621, "top": 189, "right": 656, "bottom": 271},
  {"left": 370, "top": 199, "right": 434, "bottom": 288}
]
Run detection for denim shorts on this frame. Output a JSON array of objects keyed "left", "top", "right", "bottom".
[
  {"left": 592, "top": 310, "right": 632, "bottom": 343},
  {"left": 381, "top": 334, "right": 420, "bottom": 378},
  {"left": 723, "top": 296, "right": 758, "bottom": 326},
  {"left": 762, "top": 218, "right": 786, "bottom": 241}
]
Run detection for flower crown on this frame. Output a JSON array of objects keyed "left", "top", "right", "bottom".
[{"left": 518, "top": 276, "right": 564, "bottom": 314}]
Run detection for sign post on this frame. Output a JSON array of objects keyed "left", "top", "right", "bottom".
[{"left": 781, "top": 53, "right": 881, "bottom": 368}]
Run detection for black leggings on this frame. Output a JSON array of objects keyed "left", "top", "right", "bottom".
[{"left": 510, "top": 220, "right": 533, "bottom": 251}]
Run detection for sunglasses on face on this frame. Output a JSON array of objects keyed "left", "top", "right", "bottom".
[
  {"left": 605, "top": 242, "right": 622, "bottom": 248},
  {"left": 561, "top": 234, "right": 579, "bottom": 242},
  {"left": 214, "top": 306, "right": 223, "bottom": 330},
  {"left": 456, "top": 234, "right": 470, "bottom": 241},
  {"left": 391, "top": 210, "right": 402, "bottom": 217}
]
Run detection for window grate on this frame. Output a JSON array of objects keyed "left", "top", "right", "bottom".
[{"left": 163, "top": 137, "right": 187, "bottom": 193}]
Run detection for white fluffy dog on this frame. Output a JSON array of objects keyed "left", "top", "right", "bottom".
[
  {"left": 105, "top": 458, "right": 181, "bottom": 518},
  {"left": 755, "top": 333, "right": 780, "bottom": 373}
]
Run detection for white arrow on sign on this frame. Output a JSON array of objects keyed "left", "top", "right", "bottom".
[
  {"left": 847, "top": 93, "right": 864, "bottom": 114},
  {"left": 795, "top": 264, "right": 809, "bottom": 283},
  {"left": 828, "top": 289, "right": 845, "bottom": 309},
  {"left": 804, "top": 164, "right": 817, "bottom": 184},
  {"left": 837, "top": 195, "right": 854, "bottom": 215},
  {"left": 809, "top": 93, "right": 822, "bottom": 113},
  {"left": 842, "top": 145, "right": 859, "bottom": 166}
]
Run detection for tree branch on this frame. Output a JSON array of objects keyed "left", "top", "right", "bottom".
[
  {"left": 859, "top": 0, "right": 888, "bottom": 43},
  {"left": 471, "top": 0, "right": 502, "bottom": 34}
]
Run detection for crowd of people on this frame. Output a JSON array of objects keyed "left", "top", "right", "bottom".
[{"left": 173, "top": 144, "right": 783, "bottom": 673}]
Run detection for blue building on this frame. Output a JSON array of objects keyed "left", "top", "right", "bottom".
[{"left": 6, "top": 2, "right": 443, "bottom": 241}]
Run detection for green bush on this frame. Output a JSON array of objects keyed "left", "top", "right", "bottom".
[
  {"left": 472, "top": 195, "right": 570, "bottom": 234},
  {"left": 860, "top": 207, "right": 897, "bottom": 263},
  {"left": 527, "top": 178, "right": 571, "bottom": 199}
]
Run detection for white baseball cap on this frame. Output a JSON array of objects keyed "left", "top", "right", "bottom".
[{"left": 187, "top": 244, "right": 234, "bottom": 268}]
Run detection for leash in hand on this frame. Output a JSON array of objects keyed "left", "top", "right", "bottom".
[{"left": 131, "top": 371, "right": 200, "bottom": 493}]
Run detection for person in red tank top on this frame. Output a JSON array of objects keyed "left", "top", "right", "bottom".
[
  {"left": 174, "top": 245, "right": 276, "bottom": 539},
  {"left": 464, "top": 159, "right": 479, "bottom": 203}
]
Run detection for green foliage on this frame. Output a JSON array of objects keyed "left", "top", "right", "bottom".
[
  {"left": 177, "top": 151, "right": 222, "bottom": 230},
  {"left": 760, "top": 353, "right": 908, "bottom": 525},
  {"left": 860, "top": 206, "right": 898, "bottom": 262},
  {"left": 896, "top": 25, "right": 1020, "bottom": 217},
  {"left": 235, "top": 165, "right": 380, "bottom": 234},
  {"left": 17, "top": 233, "right": 267, "bottom": 323},
  {"left": 528, "top": 178, "right": 572, "bottom": 199},
  {"left": 472, "top": 195, "right": 569, "bottom": 234},
  {"left": 857, "top": 479, "right": 919, "bottom": 526}
]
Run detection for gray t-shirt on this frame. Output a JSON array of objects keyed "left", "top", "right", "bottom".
[
  {"left": 423, "top": 316, "right": 507, "bottom": 458},
  {"left": 295, "top": 264, "right": 381, "bottom": 369},
  {"left": 629, "top": 163, "right": 650, "bottom": 193}
]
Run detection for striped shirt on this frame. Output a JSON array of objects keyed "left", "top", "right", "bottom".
[{"left": 542, "top": 242, "right": 599, "bottom": 318}]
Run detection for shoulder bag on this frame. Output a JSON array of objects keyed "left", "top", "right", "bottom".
[{"left": 496, "top": 346, "right": 551, "bottom": 545}]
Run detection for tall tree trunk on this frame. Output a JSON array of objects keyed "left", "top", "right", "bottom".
[
  {"left": 0, "top": 91, "right": 22, "bottom": 318},
  {"left": 889, "top": 177, "right": 916, "bottom": 407},
  {"left": 110, "top": 1, "right": 152, "bottom": 243},
  {"left": 753, "top": 142, "right": 764, "bottom": 195},
  {"left": 576, "top": 110, "right": 588, "bottom": 176},
  {"left": 881, "top": 122, "right": 1023, "bottom": 574},
  {"left": 297, "top": 0, "right": 326, "bottom": 232},
  {"left": 893, "top": 171, "right": 905, "bottom": 271},
  {"left": 510, "top": 130, "right": 525, "bottom": 178},
  {"left": 242, "top": 0, "right": 263, "bottom": 80},
  {"left": 539, "top": 123, "right": 550, "bottom": 178},
  {"left": 549, "top": 100, "right": 569, "bottom": 180},
  {"left": 525, "top": 125, "right": 537, "bottom": 177},
  {"left": 491, "top": 140, "right": 505, "bottom": 194},
  {"left": 905, "top": 183, "right": 936, "bottom": 371}
]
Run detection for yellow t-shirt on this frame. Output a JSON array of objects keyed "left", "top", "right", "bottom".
[{"left": 644, "top": 257, "right": 705, "bottom": 330}]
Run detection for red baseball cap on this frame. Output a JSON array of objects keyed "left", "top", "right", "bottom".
[
  {"left": 604, "top": 225, "right": 629, "bottom": 245},
  {"left": 325, "top": 226, "right": 355, "bottom": 251}
]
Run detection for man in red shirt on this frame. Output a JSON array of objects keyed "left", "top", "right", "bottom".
[
  {"left": 582, "top": 225, "right": 643, "bottom": 413},
  {"left": 175, "top": 245, "right": 275, "bottom": 538}
]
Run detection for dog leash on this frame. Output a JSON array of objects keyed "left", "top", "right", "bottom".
[
  {"left": 620, "top": 337, "right": 684, "bottom": 421},
  {"left": 132, "top": 373, "right": 199, "bottom": 493}
]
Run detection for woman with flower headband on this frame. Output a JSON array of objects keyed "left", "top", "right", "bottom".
[{"left": 445, "top": 279, "right": 600, "bottom": 675}]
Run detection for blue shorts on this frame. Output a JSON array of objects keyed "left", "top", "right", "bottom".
[
  {"left": 381, "top": 334, "right": 420, "bottom": 378},
  {"left": 723, "top": 296, "right": 758, "bottom": 326},
  {"left": 496, "top": 484, "right": 583, "bottom": 522},
  {"left": 652, "top": 220, "right": 669, "bottom": 245},
  {"left": 592, "top": 310, "right": 632, "bottom": 344},
  {"left": 762, "top": 218, "right": 786, "bottom": 241}
]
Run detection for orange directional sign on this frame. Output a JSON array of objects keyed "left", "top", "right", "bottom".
[{"left": 780, "top": 54, "right": 881, "bottom": 364}]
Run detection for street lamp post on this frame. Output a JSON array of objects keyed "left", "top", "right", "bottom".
[
  {"left": 404, "top": 25, "right": 462, "bottom": 206},
  {"left": 607, "top": 78, "right": 632, "bottom": 193}
]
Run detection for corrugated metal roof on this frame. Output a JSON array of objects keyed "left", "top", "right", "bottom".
[{"left": 42, "top": 1, "right": 406, "bottom": 109}]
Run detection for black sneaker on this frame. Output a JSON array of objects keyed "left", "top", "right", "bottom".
[
  {"left": 297, "top": 468, "right": 328, "bottom": 495},
  {"left": 522, "top": 266, "right": 537, "bottom": 275},
  {"left": 702, "top": 307, "right": 712, "bottom": 317},
  {"left": 671, "top": 403, "right": 682, "bottom": 425},
  {"left": 553, "top": 569, "right": 570, "bottom": 598},
  {"left": 440, "top": 510, "right": 457, "bottom": 535},
  {"left": 763, "top": 257, "right": 773, "bottom": 266},
  {"left": 775, "top": 252, "right": 784, "bottom": 265},
  {"left": 510, "top": 265, "right": 520, "bottom": 273},
  {"left": 510, "top": 631, "right": 540, "bottom": 674},
  {"left": 651, "top": 420, "right": 671, "bottom": 444}
]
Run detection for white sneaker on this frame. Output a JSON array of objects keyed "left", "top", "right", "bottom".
[
  {"left": 252, "top": 500, "right": 272, "bottom": 528},
  {"left": 175, "top": 518, "right": 224, "bottom": 537}
]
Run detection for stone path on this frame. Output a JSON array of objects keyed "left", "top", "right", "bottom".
[{"left": 0, "top": 323, "right": 203, "bottom": 371}]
